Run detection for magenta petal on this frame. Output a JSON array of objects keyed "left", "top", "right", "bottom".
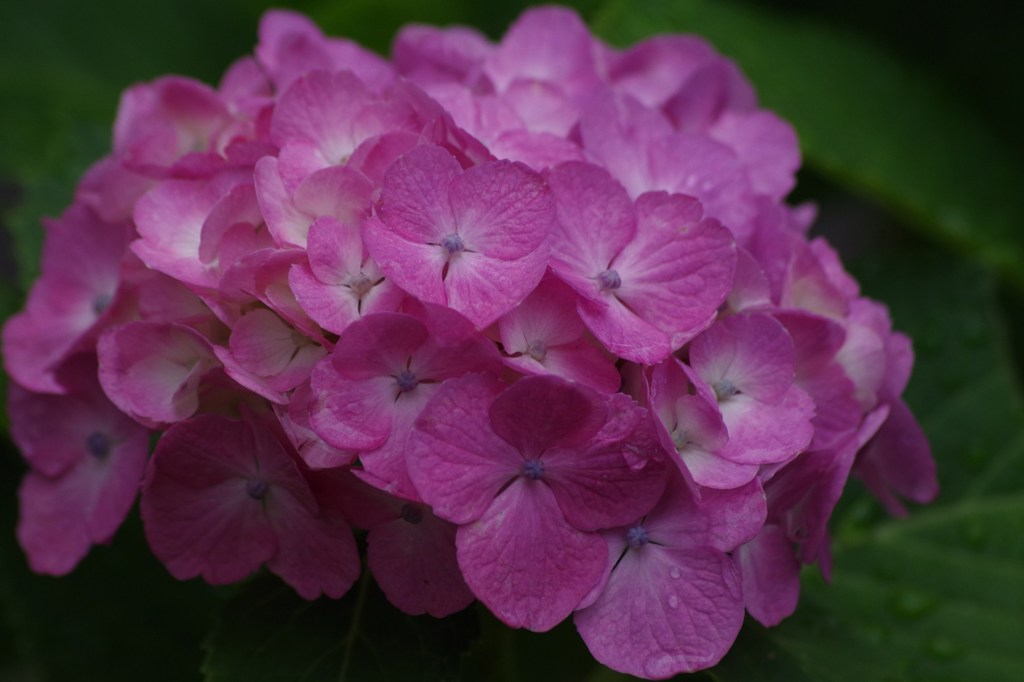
[
  {"left": 855, "top": 397, "right": 938, "bottom": 515},
  {"left": 140, "top": 412, "right": 316, "bottom": 586},
  {"left": 575, "top": 545, "right": 744, "bottom": 678},
  {"left": 407, "top": 373, "right": 520, "bottom": 524},
  {"left": 444, "top": 249, "right": 547, "bottom": 328},
  {"left": 543, "top": 417, "right": 668, "bottom": 531},
  {"left": 309, "top": 371, "right": 395, "bottom": 451},
  {"left": 488, "top": 375, "right": 606, "bottom": 456},
  {"left": 368, "top": 509, "right": 474, "bottom": 617},
  {"left": 457, "top": 478, "right": 605, "bottom": 631},
  {"left": 546, "top": 161, "right": 636, "bottom": 282},
  {"left": 379, "top": 144, "right": 460, "bottom": 240},
  {"left": 266, "top": 496, "right": 360, "bottom": 600},
  {"left": 328, "top": 311, "right": 429, "bottom": 379},
  {"left": 738, "top": 524, "right": 801, "bottom": 627}
]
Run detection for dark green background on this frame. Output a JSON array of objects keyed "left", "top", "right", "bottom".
[{"left": 1, "top": 1, "right": 1021, "bottom": 680}]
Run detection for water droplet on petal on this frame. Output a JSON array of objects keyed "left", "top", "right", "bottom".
[
  {"left": 670, "top": 567, "right": 681, "bottom": 579},
  {"left": 667, "top": 595, "right": 679, "bottom": 609}
]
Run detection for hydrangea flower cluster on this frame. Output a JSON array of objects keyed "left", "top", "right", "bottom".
[{"left": 1, "top": 6, "right": 938, "bottom": 678}]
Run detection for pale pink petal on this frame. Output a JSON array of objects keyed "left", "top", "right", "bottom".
[
  {"left": 690, "top": 314, "right": 796, "bottom": 403},
  {"left": 717, "top": 387, "right": 815, "bottom": 465},
  {"left": 98, "top": 322, "right": 217, "bottom": 425}
]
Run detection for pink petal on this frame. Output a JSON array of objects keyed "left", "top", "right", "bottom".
[
  {"left": 613, "top": 192, "right": 736, "bottom": 345},
  {"left": 309, "top": 369, "right": 396, "bottom": 451},
  {"left": 577, "top": 294, "right": 671, "bottom": 364},
  {"left": 378, "top": 144, "right": 460, "bottom": 241},
  {"left": 407, "top": 373, "right": 520, "bottom": 524},
  {"left": 718, "top": 387, "right": 815, "bottom": 465},
  {"left": 484, "top": 6, "right": 599, "bottom": 95},
  {"left": 546, "top": 161, "right": 636, "bottom": 286},
  {"left": 443, "top": 248, "right": 547, "bottom": 328},
  {"left": 690, "top": 313, "right": 797, "bottom": 403},
  {"left": 266, "top": 495, "right": 360, "bottom": 600},
  {"left": 575, "top": 544, "right": 743, "bottom": 678},
  {"left": 368, "top": 506, "right": 475, "bottom": 617},
  {"left": 448, "top": 157, "right": 553, "bottom": 260},
  {"left": 97, "top": 322, "right": 217, "bottom": 425},
  {"left": 488, "top": 375, "right": 607, "bottom": 456},
  {"left": 855, "top": 397, "right": 938, "bottom": 516},
  {"left": 457, "top": 478, "right": 606, "bottom": 631},
  {"left": 737, "top": 524, "right": 801, "bottom": 627}
]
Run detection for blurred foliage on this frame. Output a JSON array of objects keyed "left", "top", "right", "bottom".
[{"left": 1, "top": 0, "right": 1021, "bottom": 680}]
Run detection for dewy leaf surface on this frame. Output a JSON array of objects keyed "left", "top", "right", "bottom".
[
  {"left": 592, "top": 0, "right": 1024, "bottom": 290},
  {"left": 202, "top": 573, "right": 479, "bottom": 682}
]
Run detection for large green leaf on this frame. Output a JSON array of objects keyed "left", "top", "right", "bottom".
[{"left": 592, "top": 0, "right": 1024, "bottom": 289}]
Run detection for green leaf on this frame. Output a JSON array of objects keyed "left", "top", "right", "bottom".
[
  {"left": 591, "top": 0, "right": 1024, "bottom": 289},
  {"left": 202, "top": 572, "right": 480, "bottom": 682}
]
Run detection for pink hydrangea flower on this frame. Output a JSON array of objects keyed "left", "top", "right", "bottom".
[
  {"left": 0, "top": 7, "right": 939, "bottom": 678},
  {"left": 575, "top": 473, "right": 765, "bottom": 678},
  {"left": 141, "top": 408, "right": 359, "bottom": 599},
  {"left": 9, "top": 355, "right": 149, "bottom": 574},
  {"left": 407, "top": 373, "right": 667, "bottom": 631},
  {"left": 364, "top": 144, "right": 553, "bottom": 328},
  {"left": 546, "top": 161, "right": 736, "bottom": 363}
]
